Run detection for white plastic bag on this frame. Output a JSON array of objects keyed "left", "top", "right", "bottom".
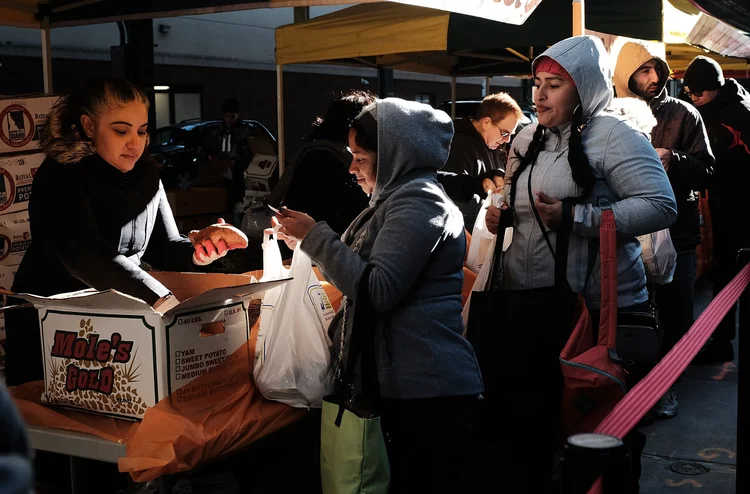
[
  {"left": 462, "top": 191, "right": 513, "bottom": 329},
  {"left": 638, "top": 229, "right": 677, "bottom": 284},
  {"left": 465, "top": 193, "right": 498, "bottom": 274},
  {"left": 253, "top": 231, "right": 336, "bottom": 408}
]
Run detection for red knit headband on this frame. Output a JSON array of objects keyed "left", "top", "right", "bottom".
[{"left": 535, "top": 56, "right": 574, "bottom": 83}]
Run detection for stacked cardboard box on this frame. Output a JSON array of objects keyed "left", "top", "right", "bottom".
[
  {"left": 167, "top": 187, "right": 227, "bottom": 234},
  {"left": 0, "top": 94, "right": 58, "bottom": 377}
]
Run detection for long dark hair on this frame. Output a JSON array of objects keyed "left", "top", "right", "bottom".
[
  {"left": 510, "top": 105, "right": 595, "bottom": 212},
  {"left": 306, "top": 90, "right": 377, "bottom": 143}
]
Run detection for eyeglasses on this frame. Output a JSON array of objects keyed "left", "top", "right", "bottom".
[
  {"left": 684, "top": 88, "right": 703, "bottom": 98},
  {"left": 491, "top": 121, "right": 513, "bottom": 138}
]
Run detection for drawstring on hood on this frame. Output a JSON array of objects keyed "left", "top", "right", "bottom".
[{"left": 614, "top": 42, "right": 670, "bottom": 103}]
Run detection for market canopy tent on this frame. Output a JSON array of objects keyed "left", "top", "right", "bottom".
[
  {"left": 0, "top": 0, "right": 543, "bottom": 28},
  {"left": 275, "top": 0, "right": 748, "bottom": 77},
  {"left": 275, "top": 1, "right": 669, "bottom": 76}
]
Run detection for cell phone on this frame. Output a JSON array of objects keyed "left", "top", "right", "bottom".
[{"left": 267, "top": 204, "right": 284, "bottom": 216}]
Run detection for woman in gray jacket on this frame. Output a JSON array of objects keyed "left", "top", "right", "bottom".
[
  {"left": 275, "top": 98, "right": 483, "bottom": 492},
  {"left": 484, "top": 36, "right": 677, "bottom": 491}
]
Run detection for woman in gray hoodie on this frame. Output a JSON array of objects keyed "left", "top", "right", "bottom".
[
  {"left": 484, "top": 36, "right": 677, "bottom": 491},
  {"left": 275, "top": 98, "right": 483, "bottom": 491}
]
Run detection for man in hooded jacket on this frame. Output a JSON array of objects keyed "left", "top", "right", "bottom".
[
  {"left": 684, "top": 56, "right": 750, "bottom": 364},
  {"left": 615, "top": 42, "right": 715, "bottom": 419}
]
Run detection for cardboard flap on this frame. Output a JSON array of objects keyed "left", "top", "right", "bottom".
[
  {"left": 165, "top": 277, "right": 292, "bottom": 316},
  {"left": 16, "top": 289, "right": 151, "bottom": 313},
  {"left": 150, "top": 272, "right": 257, "bottom": 303}
]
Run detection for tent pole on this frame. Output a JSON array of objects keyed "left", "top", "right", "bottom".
[
  {"left": 451, "top": 76, "right": 457, "bottom": 120},
  {"left": 41, "top": 15, "right": 53, "bottom": 93},
  {"left": 277, "top": 65, "right": 285, "bottom": 174},
  {"left": 572, "top": 0, "right": 585, "bottom": 36}
]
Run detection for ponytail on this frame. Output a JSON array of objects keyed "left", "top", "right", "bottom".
[
  {"left": 568, "top": 106, "right": 595, "bottom": 197},
  {"left": 509, "top": 124, "right": 546, "bottom": 214}
]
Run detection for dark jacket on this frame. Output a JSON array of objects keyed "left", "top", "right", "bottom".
[
  {"left": 12, "top": 153, "right": 196, "bottom": 304},
  {"left": 437, "top": 118, "right": 505, "bottom": 228},
  {"left": 695, "top": 79, "right": 750, "bottom": 233},
  {"left": 302, "top": 99, "right": 482, "bottom": 399},
  {"left": 0, "top": 381, "right": 33, "bottom": 494},
  {"left": 650, "top": 89, "right": 715, "bottom": 250},
  {"left": 6, "top": 122, "right": 199, "bottom": 386},
  {"left": 269, "top": 140, "right": 370, "bottom": 236},
  {"left": 199, "top": 121, "right": 253, "bottom": 205},
  {"left": 614, "top": 43, "right": 714, "bottom": 251}
]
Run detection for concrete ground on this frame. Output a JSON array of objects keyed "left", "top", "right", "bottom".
[{"left": 639, "top": 279, "right": 738, "bottom": 493}]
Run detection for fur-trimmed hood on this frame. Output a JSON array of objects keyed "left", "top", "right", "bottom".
[
  {"left": 603, "top": 97, "right": 657, "bottom": 138},
  {"left": 39, "top": 96, "right": 97, "bottom": 165}
]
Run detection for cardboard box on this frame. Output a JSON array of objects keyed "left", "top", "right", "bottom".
[
  {"left": 0, "top": 211, "right": 30, "bottom": 266},
  {"left": 0, "top": 96, "right": 58, "bottom": 155},
  {"left": 174, "top": 214, "right": 219, "bottom": 234},
  {"left": 0, "top": 152, "right": 42, "bottom": 214},
  {"left": 0, "top": 265, "right": 18, "bottom": 307},
  {"left": 18, "top": 272, "right": 289, "bottom": 419},
  {"left": 244, "top": 154, "right": 279, "bottom": 194},
  {"left": 0, "top": 95, "right": 56, "bottom": 154},
  {"left": 166, "top": 188, "right": 226, "bottom": 217}
]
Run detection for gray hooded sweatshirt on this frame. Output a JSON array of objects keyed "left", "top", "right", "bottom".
[
  {"left": 503, "top": 36, "right": 678, "bottom": 310},
  {"left": 301, "top": 98, "right": 483, "bottom": 400}
]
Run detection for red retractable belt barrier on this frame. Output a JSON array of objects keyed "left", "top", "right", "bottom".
[{"left": 586, "top": 263, "right": 750, "bottom": 493}]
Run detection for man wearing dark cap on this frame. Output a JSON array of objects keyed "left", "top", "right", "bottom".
[{"left": 684, "top": 56, "right": 750, "bottom": 364}]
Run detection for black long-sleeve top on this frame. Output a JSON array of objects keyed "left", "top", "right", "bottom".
[{"left": 12, "top": 153, "right": 196, "bottom": 305}]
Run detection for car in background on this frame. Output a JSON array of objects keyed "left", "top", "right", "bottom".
[
  {"left": 149, "top": 119, "right": 277, "bottom": 189},
  {"left": 436, "top": 99, "right": 537, "bottom": 134}
]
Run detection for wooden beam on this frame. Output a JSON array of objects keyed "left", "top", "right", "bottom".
[
  {"left": 573, "top": 0, "right": 585, "bottom": 36},
  {"left": 41, "top": 15, "right": 53, "bottom": 93},
  {"left": 51, "top": 0, "right": 107, "bottom": 14},
  {"left": 276, "top": 65, "right": 285, "bottom": 173},
  {"left": 506, "top": 48, "right": 530, "bottom": 62}
]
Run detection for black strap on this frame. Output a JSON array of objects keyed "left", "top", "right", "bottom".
[
  {"left": 584, "top": 238, "right": 599, "bottom": 290},
  {"left": 335, "top": 264, "right": 378, "bottom": 425},
  {"left": 527, "top": 160, "right": 573, "bottom": 292}
]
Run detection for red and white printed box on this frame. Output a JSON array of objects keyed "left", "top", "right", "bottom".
[
  {"left": 0, "top": 152, "right": 43, "bottom": 215},
  {"left": 0, "top": 212, "right": 30, "bottom": 267},
  {"left": 17, "top": 272, "right": 289, "bottom": 420},
  {"left": 0, "top": 96, "right": 58, "bottom": 155}
]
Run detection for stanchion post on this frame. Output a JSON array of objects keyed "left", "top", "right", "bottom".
[
  {"left": 736, "top": 248, "right": 750, "bottom": 494},
  {"left": 560, "top": 433, "right": 630, "bottom": 493}
]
